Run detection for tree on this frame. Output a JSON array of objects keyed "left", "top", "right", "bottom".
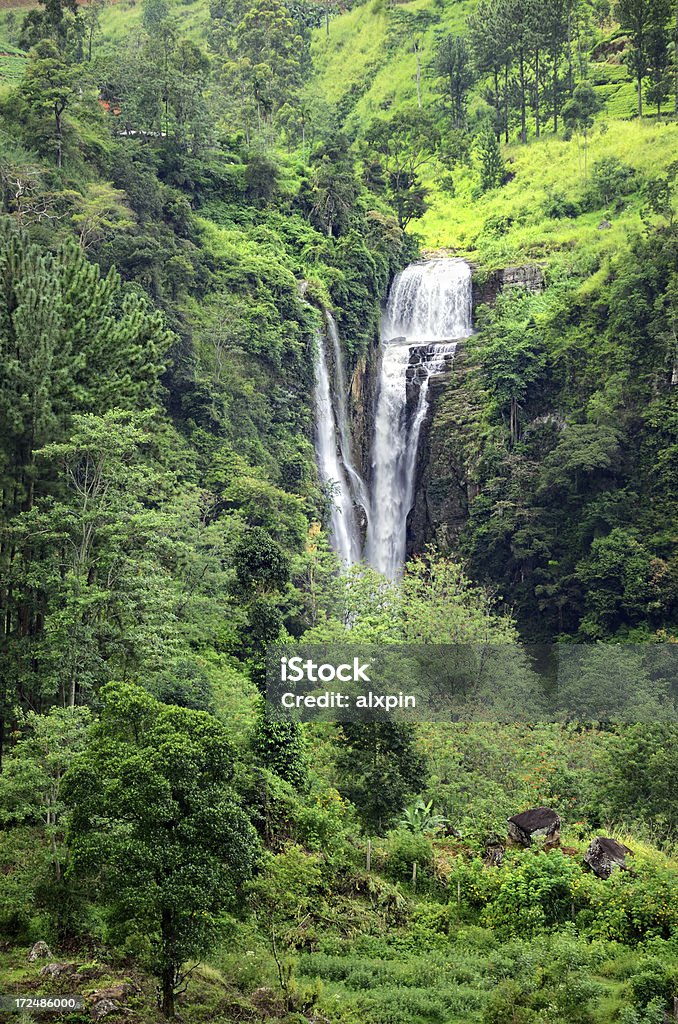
[
  {"left": 432, "top": 34, "right": 474, "bottom": 130},
  {"left": 19, "top": 40, "right": 80, "bottom": 168},
  {"left": 63, "top": 683, "right": 259, "bottom": 1017},
  {"left": 82, "top": 0, "right": 106, "bottom": 61},
  {"left": 0, "top": 222, "right": 170, "bottom": 727},
  {"left": 645, "top": 19, "right": 672, "bottom": 115},
  {"left": 615, "top": 0, "right": 671, "bottom": 117},
  {"left": 474, "top": 126, "right": 506, "bottom": 191},
  {"left": 575, "top": 527, "right": 658, "bottom": 637},
  {"left": 18, "top": 0, "right": 80, "bottom": 52},
  {"left": 24, "top": 410, "right": 180, "bottom": 708},
  {"left": 468, "top": 0, "right": 510, "bottom": 140},
  {"left": 478, "top": 292, "right": 547, "bottom": 445},
  {"left": 310, "top": 156, "right": 359, "bottom": 236},
  {"left": 71, "top": 182, "right": 135, "bottom": 252},
  {"left": 502, "top": 0, "right": 533, "bottom": 143},
  {"left": 562, "top": 81, "right": 601, "bottom": 177},
  {"left": 217, "top": 0, "right": 304, "bottom": 135},
  {"left": 363, "top": 111, "right": 436, "bottom": 228},
  {"left": 542, "top": 0, "right": 572, "bottom": 132},
  {"left": 0, "top": 707, "right": 91, "bottom": 882},
  {"left": 336, "top": 722, "right": 427, "bottom": 832}
]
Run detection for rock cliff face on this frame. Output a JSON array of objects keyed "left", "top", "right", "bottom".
[
  {"left": 408, "top": 263, "right": 545, "bottom": 556},
  {"left": 407, "top": 346, "right": 469, "bottom": 557},
  {"left": 472, "top": 263, "right": 545, "bottom": 306},
  {"left": 349, "top": 326, "right": 380, "bottom": 488}
]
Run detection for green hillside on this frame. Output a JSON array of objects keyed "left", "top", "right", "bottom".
[{"left": 0, "top": 0, "right": 677, "bottom": 1021}]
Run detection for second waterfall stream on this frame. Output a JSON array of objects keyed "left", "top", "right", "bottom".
[{"left": 313, "top": 257, "right": 473, "bottom": 577}]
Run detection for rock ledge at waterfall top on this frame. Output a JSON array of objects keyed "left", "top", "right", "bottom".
[{"left": 472, "top": 264, "right": 545, "bottom": 306}]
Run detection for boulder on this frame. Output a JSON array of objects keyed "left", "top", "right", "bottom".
[
  {"left": 583, "top": 837, "right": 633, "bottom": 879},
  {"left": 507, "top": 807, "right": 561, "bottom": 847},
  {"left": 597, "top": 220, "right": 612, "bottom": 230},
  {"left": 484, "top": 842, "right": 505, "bottom": 868},
  {"left": 91, "top": 998, "right": 119, "bottom": 1021},
  {"left": 40, "top": 962, "right": 77, "bottom": 979},
  {"left": 28, "top": 941, "right": 53, "bottom": 962}
]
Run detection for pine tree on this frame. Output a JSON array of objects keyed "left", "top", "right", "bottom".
[{"left": 475, "top": 127, "right": 506, "bottom": 191}]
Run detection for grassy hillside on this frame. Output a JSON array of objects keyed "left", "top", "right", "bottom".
[{"left": 308, "top": 0, "right": 676, "bottom": 262}]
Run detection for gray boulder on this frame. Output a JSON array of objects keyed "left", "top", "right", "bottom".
[
  {"left": 508, "top": 806, "right": 561, "bottom": 847},
  {"left": 39, "top": 962, "right": 76, "bottom": 979},
  {"left": 28, "top": 941, "right": 53, "bottom": 962},
  {"left": 91, "top": 998, "right": 120, "bottom": 1021},
  {"left": 584, "top": 837, "right": 633, "bottom": 879}
]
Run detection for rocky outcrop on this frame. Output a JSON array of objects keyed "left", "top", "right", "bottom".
[
  {"left": 407, "top": 345, "right": 471, "bottom": 556},
  {"left": 507, "top": 807, "right": 561, "bottom": 847},
  {"left": 28, "top": 941, "right": 53, "bottom": 962},
  {"left": 472, "top": 264, "right": 545, "bottom": 307},
  {"left": 583, "top": 837, "right": 633, "bottom": 879},
  {"left": 484, "top": 836, "right": 505, "bottom": 867},
  {"left": 40, "top": 962, "right": 77, "bottom": 979},
  {"left": 350, "top": 329, "right": 380, "bottom": 489}
]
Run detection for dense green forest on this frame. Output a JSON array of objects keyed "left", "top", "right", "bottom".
[{"left": 0, "top": 0, "right": 678, "bottom": 1018}]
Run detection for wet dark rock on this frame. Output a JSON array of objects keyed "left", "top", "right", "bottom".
[
  {"left": 583, "top": 837, "right": 633, "bottom": 879},
  {"left": 28, "top": 941, "right": 53, "bottom": 962},
  {"left": 507, "top": 806, "right": 561, "bottom": 847}
]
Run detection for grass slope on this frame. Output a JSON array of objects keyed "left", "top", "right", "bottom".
[{"left": 310, "top": 0, "right": 678, "bottom": 262}]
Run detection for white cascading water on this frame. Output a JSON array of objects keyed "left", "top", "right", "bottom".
[
  {"left": 365, "top": 258, "right": 472, "bottom": 579},
  {"left": 313, "top": 316, "right": 368, "bottom": 565},
  {"left": 326, "top": 312, "right": 371, "bottom": 525}
]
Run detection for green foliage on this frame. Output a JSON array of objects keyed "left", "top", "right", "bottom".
[
  {"left": 584, "top": 156, "right": 636, "bottom": 211},
  {"left": 363, "top": 110, "right": 436, "bottom": 228},
  {"left": 483, "top": 852, "right": 584, "bottom": 936},
  {"left": 473, "top": 127, "right": 506, "bottom": 193},
  {"left": 64, "top": 682, "right": 259, "bottom": 1015},
  {"left": 383, "top": 829, "right": 434, "bottom": 883},
  {"left": 336, "top": 723, "right": 427, "bottom": 833},
  {"left": 399, "top": 797, "right": 448, "bottom": 835}
]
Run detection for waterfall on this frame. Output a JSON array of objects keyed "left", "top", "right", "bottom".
[
  {"left": 326, "top": 312, "right": 371, "bottom": 524},
  {"left": 366, "top": 258, "right": 472, "bottom": 579},
  {"left": 312, "top": 316, "right": 366, "bottom": 566}
]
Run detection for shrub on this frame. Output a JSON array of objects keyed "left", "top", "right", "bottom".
[
  {"left": 543, "top": 186, "right": 581, "bottom": 219},
  {"left": 384, "top": 829, "right": 434, "bottom": 884},
  {"left": 482, "top": 852, "right": 585, "bottom": 937},
  {"left": 583, "top": 157, "right": 636, "bottom": 211}
]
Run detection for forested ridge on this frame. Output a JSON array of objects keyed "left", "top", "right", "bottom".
[{"left": 0, "top": 0, "right": 677, "bottom": 1019}]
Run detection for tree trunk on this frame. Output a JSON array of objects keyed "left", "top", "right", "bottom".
[
  {"left": 55, "top": 106, "right": 63, "bottom": 169},
  {"left": 520, "top": 50, "right": 527, "bottom": 142},
  {"left": 493, "top": 67, "right": 500, "bottom": 139},
  {"left": 553, "top": 49, "right": 559, "bottom": 132},
  {"left": 504, "top": 62, "right": 509, "bottom": 142},
  {"left": 415, "top": 47, "right": 422, "bottom": 109},
  {"left": 535, "top": 48, "right": 540, "bottom": 137},
  {"left": 637, "top": 73, "right": 643, "bottom": 117},
  {"left": 161, "top": 967, "right": 175, "bottom": 1018}
]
